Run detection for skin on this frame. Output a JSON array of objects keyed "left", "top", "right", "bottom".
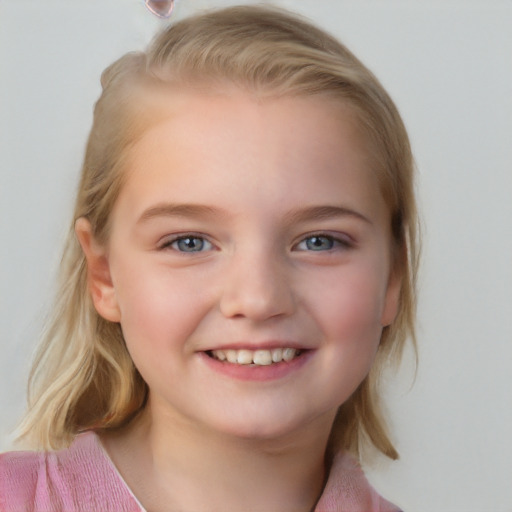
[{"left": 76, "top": 88, "right": 400, "bottom": 512}]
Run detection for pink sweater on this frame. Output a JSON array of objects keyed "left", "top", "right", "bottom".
[{"left": 0, "top": 432, "right": 401, "bottom": 511}]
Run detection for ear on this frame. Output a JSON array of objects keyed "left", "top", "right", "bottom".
[
  {"left": 381, "top": 266, "right": 402, "bottom": 327},
  {"left": 75, "top": 217, "right": 121, "bottom": 323}
]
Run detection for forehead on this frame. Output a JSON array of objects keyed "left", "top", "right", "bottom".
[
  {"left": 126, "top": 85, "right": 373, "bottom": 170},
  {"left": 112, "top": 88, "right": 387, "bottom": 226},
  {"left": 129, "top": 81, "right": 370, "bottom": 147}
]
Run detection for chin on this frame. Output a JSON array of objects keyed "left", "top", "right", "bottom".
[{"left": 206, "top": 410, "right": 331, "bottom": 446}]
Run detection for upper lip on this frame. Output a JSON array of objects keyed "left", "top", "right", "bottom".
[{"left": 202, "top": 341, "right": 310, "bottom": 352}]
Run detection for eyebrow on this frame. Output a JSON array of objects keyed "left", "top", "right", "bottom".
[
  {"left": 283, "top": 205, "right": 372, "bottom": 226},
  {"left": 137, "top": 203, "right": 224, "bottom": 224},
  {"left": 137, "top": 203, "right": 371, "bottom": 225}
]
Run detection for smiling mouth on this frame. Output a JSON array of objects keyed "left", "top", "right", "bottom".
[{"left": 206, "top": 348, "right": 303, "bottom": 366}]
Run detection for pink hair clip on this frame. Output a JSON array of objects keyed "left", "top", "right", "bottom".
[{"left": 144, "top": 0, "right": 175, "bottom": 18}]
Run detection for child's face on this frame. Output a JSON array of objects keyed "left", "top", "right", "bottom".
[{"left": 86, "top": 88, "right": 400, "bottom": 442}]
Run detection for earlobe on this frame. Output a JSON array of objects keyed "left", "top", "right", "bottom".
[{"left": 75, "top": 217, "right": 121, "bottom": 323}]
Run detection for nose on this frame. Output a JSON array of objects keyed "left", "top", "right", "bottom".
[{"left": 219, "top": 246, "right": 295, "bottom": 322}]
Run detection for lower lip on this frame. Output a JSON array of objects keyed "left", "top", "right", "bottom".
[{"left": 199, "top": 350, "right": 314, "bottom": 382}]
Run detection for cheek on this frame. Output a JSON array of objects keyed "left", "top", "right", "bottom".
[
  {"left": 326, "top": 294, "right": 382, "bottom": 373},
  {"left": 313, "top": 265, "right": 389, "bottom": 337},
  {"left": 306, "top": 265, "right": 387, "bottom": 387},
  {"left": 111, "top": 261, "right": 209, "bottom": 357},
  {"left": 318, "top": 276, "right": 385, "bottom": 399}
]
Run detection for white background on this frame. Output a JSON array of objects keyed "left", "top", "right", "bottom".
[{"left": 1, "top": 1, "right": 511, "bottom": 511}]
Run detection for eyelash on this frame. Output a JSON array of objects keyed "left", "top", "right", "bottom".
[{"left": 158, "top": 232, "right": 353, "bottom": 254}]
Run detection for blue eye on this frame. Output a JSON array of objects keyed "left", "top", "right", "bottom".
[
  {"left": 170, "top": 236, "right": 212, "bottom": 253},
  {"left": 296, "top": 234, "right": 348, "bottom": 252},
  {"left": 304, "top": 235, "right": 334, "bottom": 251}
]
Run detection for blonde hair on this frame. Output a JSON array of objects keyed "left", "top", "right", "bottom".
[{"left": 19, "top": 5, "right": 419, "bottom": 459}]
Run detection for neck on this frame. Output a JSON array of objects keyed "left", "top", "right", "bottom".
[{"left": 103, "top": 399, "right": 333, "bottom": 512}]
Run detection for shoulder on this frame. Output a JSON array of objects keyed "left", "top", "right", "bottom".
[
  {"left": 0, "top": 432, "right": 142, "bottom": 512},
  {"left": 315, "top": 452, "right": 403, "bottom": 512},
  {"left": 0, "top": 447, "right": 44, "bottom": 511}
]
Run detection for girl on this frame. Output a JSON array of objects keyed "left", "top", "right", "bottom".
[{"left": 0, "top": 5, "right": 418, "bottom": 512}]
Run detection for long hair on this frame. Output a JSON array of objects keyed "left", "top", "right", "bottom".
[{"left": 19, "top": 5, "right": 419, "bottom": 458}]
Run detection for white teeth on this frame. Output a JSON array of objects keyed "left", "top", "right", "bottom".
[
  {"left": 210, "top": 348, "right": 300, "bottom": 365},
  {"left": 237, "top": 350, "right": 253, "bottom": 365},
  {"left": 225, "top": 350, "right": 238, "bottom": 363},
  {"left": 214, "top": 350, "right": 226, "bottom": 361},
  {"left": 271, "top": 348, "right": 283, "bottom": 362},
  {"left": 253, "top": 350, "right": 273, "bottom": 366},
  {"left": 283, "top": 348, "right": 296, "bottom": 362}
]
